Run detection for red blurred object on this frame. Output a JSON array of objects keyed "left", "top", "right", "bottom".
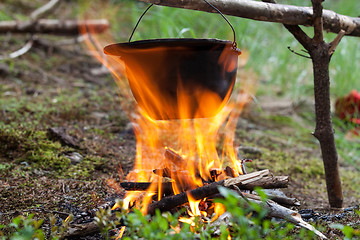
[{"left": 335, "top": 89, "right": 360, "bottom": 125}]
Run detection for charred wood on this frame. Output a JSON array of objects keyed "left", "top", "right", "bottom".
[
  {"left": 164, "top": 147, "right": 184, "bottom": 167},
  {"left": 120, "top": 181, "right": 174, "bottom": 196}
]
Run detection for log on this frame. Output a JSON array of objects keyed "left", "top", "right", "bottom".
[
  {"left": 139, "top": 0, "right": 360, "bottom": 37},
  {"left": 0, "top": 19, "right": 109, "bottom": 35}
]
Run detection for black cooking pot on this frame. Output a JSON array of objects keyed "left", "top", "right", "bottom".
[{"left": 103, "top": 2, "right": 241, "bottom": 120}]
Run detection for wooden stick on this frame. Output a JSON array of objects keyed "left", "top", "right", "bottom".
[
  {"left": 164, "top": 147, "right": 184, "bottom": 167},
  {"left": 328, "top": 30, "right": 346, "bottom": 55},
  {"left": 120, "top": 182, "right": 173, "bottom": 194},
  {"left": 266, "top": 194, "right": 300, "bottom": 207},
  {"left": 30, "top": 0, "right": 61, "bottom": 21},
  {"left": 0, "top": 37, "right": 34, "bottom": 60},
  {"left": 139, "top": 0, "right": 360, "bottom": 37},
  {"left": 0, "top": 19, "right": 109, "bottom": 35}
]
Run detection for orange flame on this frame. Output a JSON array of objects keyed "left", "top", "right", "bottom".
[
  {"left": 79, "top": 9, "right": 254, "bottom": 219},
  {"left": 116, "top": 226, "right": 126, "bottom": 240}
]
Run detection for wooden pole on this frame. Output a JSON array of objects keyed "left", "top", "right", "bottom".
[{"left": 140, "top": 0, "right": 360, "bottom": 36}]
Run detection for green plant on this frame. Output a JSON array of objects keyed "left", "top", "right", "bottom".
[
  {"left": 331, "top": 223, "right": 360, "bottom": 240},
  {"left": 0, "top": 214, "right": 45, "bottom": 240},
  {"left": 0, "top": 214, "right": 74, "bottom": 240},
  {"left": 3, "top": 191, "right": 359, "bottom": 239}
]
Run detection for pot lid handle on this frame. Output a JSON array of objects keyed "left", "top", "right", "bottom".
[{"left": 128, "top": 0, "right": 237, "bottom": 48}]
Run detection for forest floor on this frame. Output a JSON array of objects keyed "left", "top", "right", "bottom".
[{"left": 1, "top": 1, "right": 360, "bottom": 239}]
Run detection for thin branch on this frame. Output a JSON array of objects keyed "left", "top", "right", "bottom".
[
  {"left": 0, "top": 37, "right": 34, "bottom": 60},
  {"left": 287, "top": 46, "right": 311, "bottom": 59},
  {"left": 30, "top": 0, "right": 61, "bottom": 21},
  {"left": 329, "top": 29, "right": 346, "bottom": 55},
  {"left": 18, "top": 0, "right": 61, "bottom": 30}
]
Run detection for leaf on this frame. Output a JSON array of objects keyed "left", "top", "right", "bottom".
[{"left": 34, "top": 219, "right": 44, "bottom": 229}]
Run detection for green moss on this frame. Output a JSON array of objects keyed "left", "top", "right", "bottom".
[
  {"left": 0, "top": 126, "right": 110, "bottom": 179},
  {"left": 66, "top": 156, "right": 108, "bottom": 179}
]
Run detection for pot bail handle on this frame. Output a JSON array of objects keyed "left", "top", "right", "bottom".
[{"left": 128, "top": 0, "right": 237, "bottom": 48}]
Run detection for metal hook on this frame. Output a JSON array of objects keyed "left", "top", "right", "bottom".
[
  {"left": 202, "top": 0, "right": 237, "bottom": 48},
  {"left": 128, "top": 0, "right": 237, "bottom": 48},
  {"left": 128, "top": 4, "right": 154, "bottom": 42}
]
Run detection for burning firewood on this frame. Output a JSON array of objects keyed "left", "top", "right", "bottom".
[
  {"left": 63, "top": 170, "right": 329, "bottom": 239},
  {"left": 224, "top": 166, "right": 238, "bottom": 178},
  {"left": 146, "top": 170, "right": 273, "bottom": 215},
  {"left": 164, "top": 147, "right": 184, "bottom": 167}
]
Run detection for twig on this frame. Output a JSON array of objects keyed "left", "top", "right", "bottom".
[
  {"left": 18, "top": 0, "right": 61, "bottom": 30},
  {"left": 287, "top": 46, "right": 311, "bottom": 59},
  {"left": 329, "top": 29, "right": 346, "bottom": 55},
  {"left": 232, "top": 185, "right": 250, "bottom": 203},
  {"left": 266, "top": 193, "right": 300, "bottom": 207},
  {"left": 0, "top": 37, "right": 34, "bottom": 60},
  {"left": 30, "top": 0, "right": 61, "bottom": 21}
]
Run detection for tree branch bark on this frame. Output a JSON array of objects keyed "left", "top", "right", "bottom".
[
  {"left": 140, "top": 0, "right": 360, "bottom": 36},
  {"left": 311, "top": 0, "right": 324, "bottom": 43},
  {"left": 0, "top": 19, "right": 109, "bottom": 35},
  {"left": 262, "top": 0, "right": 343, "bottom": 209}
]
